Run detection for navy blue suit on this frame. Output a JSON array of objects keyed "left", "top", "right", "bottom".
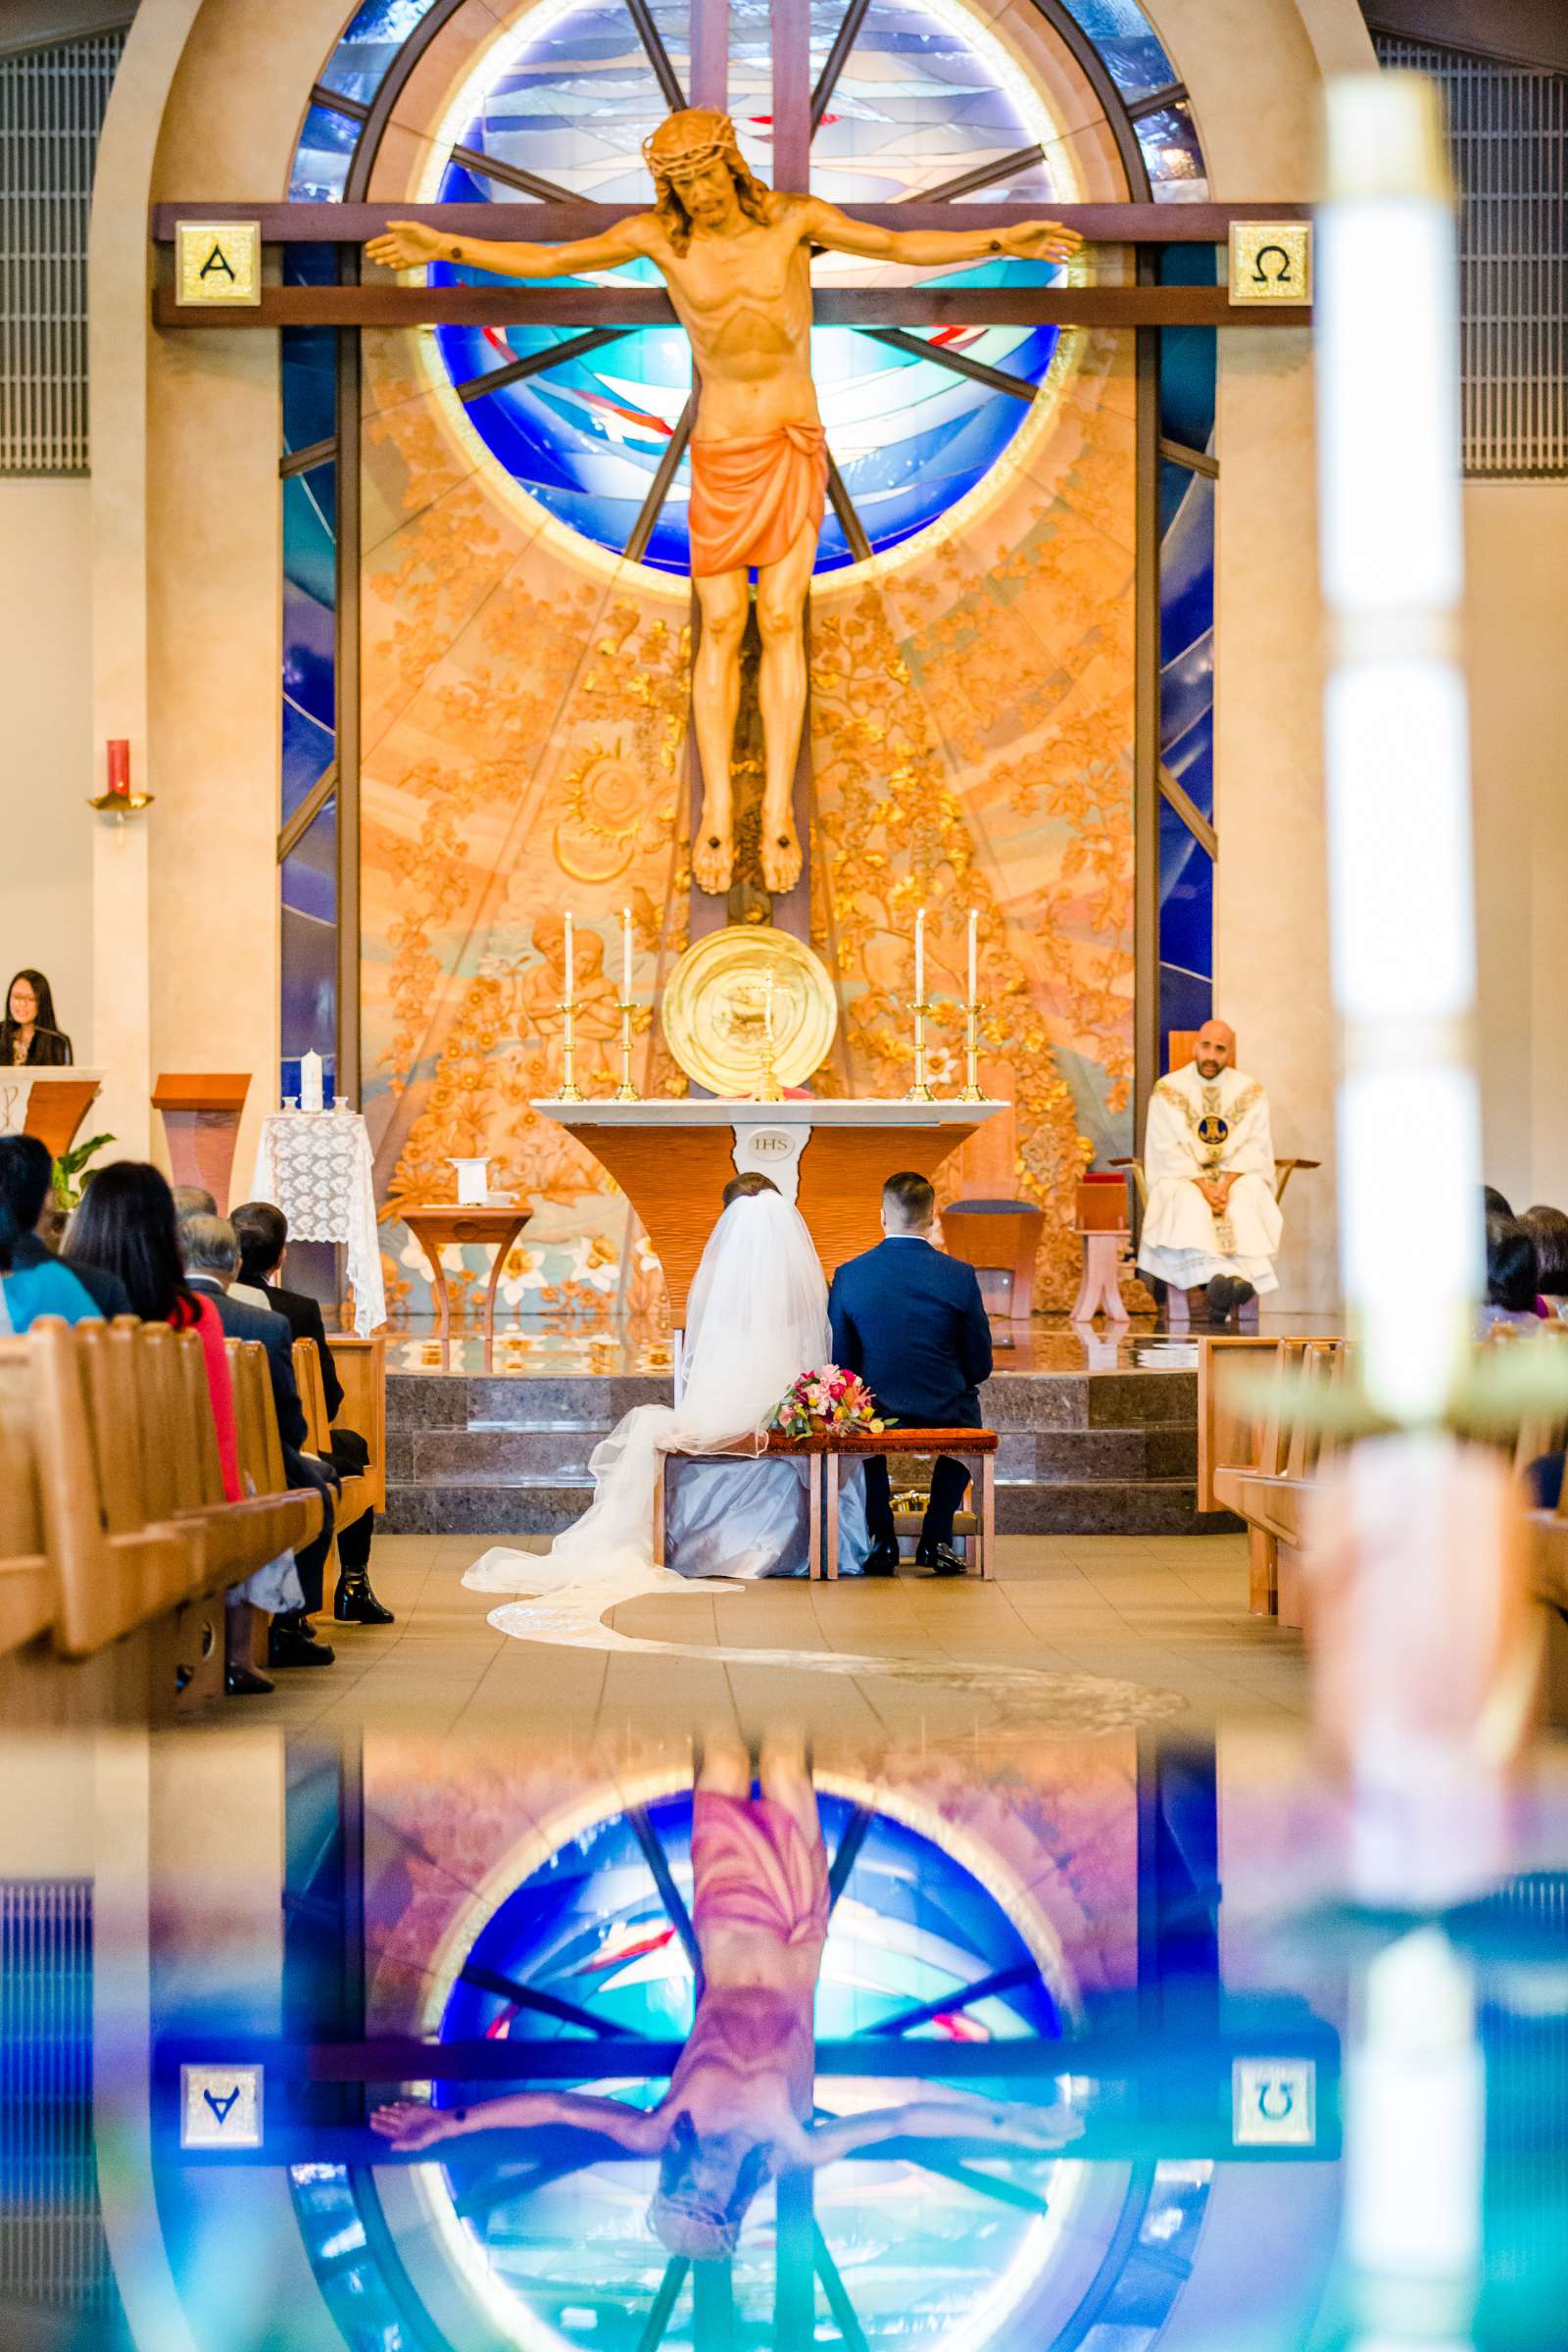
[{"left": 828, "top": 1237, "right": 993, "bottom": 1552}]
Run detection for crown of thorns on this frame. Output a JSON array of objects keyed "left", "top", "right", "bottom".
[{"left": 642, "top": 111, "right": 743, "bottom": 183}]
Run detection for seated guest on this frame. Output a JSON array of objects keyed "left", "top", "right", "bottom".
[
  {"left": 175, "top": 1208, "right": 340, "bottom": 1671},
  {"left": 1520, "top": 1204, "right": 1568, "bottom": 1319},
  {"left": 1137, "top": 1018, "right": 1283, "bottom": 1322},
  {"left": 1, "top": 969, "right": 73, "bottom": 1065},
  {"left": 0, "top": 1134, "right": 128, "bottom": 1320},
  {"left": 61, "top": 1161, "right": 293, "bottom": 1694},
  {"left": 1479, "top": 1213, "right": 1544, "bottom": 1332},
  {"left": 0, "top": 1135, "right": 100, "bottom": 1330},
  {"left": 1483, "top": 1185, "right": 1513, "bottom": 1218},
  {"left": 228, "top": 1199, "right": 392, "bottom": 1625}
]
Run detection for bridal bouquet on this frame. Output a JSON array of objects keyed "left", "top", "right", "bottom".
[{"left": 769, "top": 1365, "right": 890, "bottom": 1441}]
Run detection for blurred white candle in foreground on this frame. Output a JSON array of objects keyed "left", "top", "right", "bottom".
[
  {"left": 914, "top": 907, "right": 925, "bottom": 1004},
  {"left": 1316, "top": 71, "right": 1480, "bottom": 1422},
  {"left": 564, "top": 910, "right": 575, "bottom": 1004},
  {"left": 621, "top": 906, "right": 633, "bottom": 1001}
]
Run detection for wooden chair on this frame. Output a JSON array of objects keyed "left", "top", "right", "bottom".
[
  {"left": 821, "top": 1427, "right": 999, "bottom": 1582},
  {"left": 652, "top": 1431, "right": 824, "bottom": 1572},
  {"left": 940, "top": 1201, "right": 1046, "bottom": 1323},
  {"left": 326, "top": 1332, "right": 387, "bottom": 1514}
]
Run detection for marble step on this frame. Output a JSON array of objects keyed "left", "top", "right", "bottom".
[
  {"left": 381, "top": 1475, "right": 1234, "bottom": 1539},
  {"left": 387, "top": 1367, "right": 1200, "bottom": 1437},
  {"left": 387, "top": 1423, "right": 1197, "bottom": 1487}
]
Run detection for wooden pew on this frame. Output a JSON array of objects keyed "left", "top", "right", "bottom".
[
  {"left": 292, "top": 1339, "right": 373, "bottom": 1550},
  {"left": 326, "top": 1332, "right": 387, "bottom": 1515},
  {"left": 0, "top": 1325, "right": 203, "bottom": 1722},
  {"left": 1527, "top": 1486, "right": 1568, "bottom": 1729},
  {"left": 1204, "top": 1337, "right": 1350, "bottom": 1623}
]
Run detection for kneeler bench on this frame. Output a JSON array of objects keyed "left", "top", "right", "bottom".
[
  {"left": 821, "top": 1429, "right": 999, "bottom": 1583},
  {"left": 651, "top": 1430, "right": 825, "bottom": 1573}
]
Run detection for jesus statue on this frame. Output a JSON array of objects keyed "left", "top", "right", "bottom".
[{"left": 368, "top": 110, "right": 1082, "bottom": 896}]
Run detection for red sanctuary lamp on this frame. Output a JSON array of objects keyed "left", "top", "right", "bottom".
[{"left": 89, "top": 738, "right": 154, "bottom": 814}]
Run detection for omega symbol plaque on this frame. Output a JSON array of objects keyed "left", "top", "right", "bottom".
[
  {"left": 1228, "top": 221, "right": 1311, "bottom": 307},
  {"left": 176, "top": 221, "right": 263, "bottom": 307}
]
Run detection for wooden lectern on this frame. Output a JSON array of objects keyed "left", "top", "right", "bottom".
[
  {"left": 152, "top": 1073, "right": 252, "bottom": 1210},
  {"left": 0, "top": 1069, "right": 105, "bottom": 1159}
]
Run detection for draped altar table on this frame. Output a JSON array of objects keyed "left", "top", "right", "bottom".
[{"left": 534, "top": 1099, "right": 1005, "bottom": 1318}]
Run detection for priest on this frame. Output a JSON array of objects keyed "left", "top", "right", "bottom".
[{"left": 1137, "top": 1019, "right": 1282, "bottom": 1321}]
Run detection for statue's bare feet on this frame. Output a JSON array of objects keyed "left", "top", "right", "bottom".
[
  {"left": 693, "top": 806, "right": 733, "bottom": 896},
  {"left": 760, "top": 812, "right": 802, "bottom": 895}
]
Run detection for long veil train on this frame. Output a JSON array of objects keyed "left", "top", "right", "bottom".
[{"left": 464, "top": 1188, "right": 853, "bottom": 1598}]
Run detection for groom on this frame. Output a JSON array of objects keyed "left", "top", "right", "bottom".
[{"left": 827, "top": 1173, "right": 993, "bottom": 1576}]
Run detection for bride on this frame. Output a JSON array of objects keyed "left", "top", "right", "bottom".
[{"left": 465, "top": 1175, "right": 868, "bottom": 1595}]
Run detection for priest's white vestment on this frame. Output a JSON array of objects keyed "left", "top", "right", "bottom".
[{"left": 1137, "top": 1061, "right": 1283, "bottom": 1295}]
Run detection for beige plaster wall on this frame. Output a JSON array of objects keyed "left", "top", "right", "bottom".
[
  {"left": 1157, "top": 0, "right": 1375, "bottom": 1313},
  {"left": 1465, "top": 482, "right": 1568, "bottom": 1212},
  {"left": 0, "top": 479, "right": 95, "bottom": 1061},
  {"left": 91, "top": 0, "right": 348, "bottom": 1178}
]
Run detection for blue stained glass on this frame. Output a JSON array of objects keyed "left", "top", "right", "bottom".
[
  {"left": 1158, "top": 795, "right": 1211, "bottom": 982},
  {"left": 1160, "top": 465, "right": 1212, "bottom": 827},
  {"left": 1159, "top": 960, "right": 1211, "bottom": 1061},
  {"left": 1137, "top": 99, "right": 1207, "bottom": 202},
  {"left": 1158, "top": 248, "right": 1216, "bottom": 455},
  {"left": 281, "top": 802, "right": 337, "bottom": 1063},
  {"left": 318, "top": 0, "right": 447, "bottom": 104},
  {"left": 1054, "top": 0, "right": 1176, "bottom": 101},
  {"left": 289, "top": 101, "right": 359, "bottom": 201}
]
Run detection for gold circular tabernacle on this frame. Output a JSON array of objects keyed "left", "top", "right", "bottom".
[{"left": 661, "top": 925, "right": 838, "bottom": 1096}]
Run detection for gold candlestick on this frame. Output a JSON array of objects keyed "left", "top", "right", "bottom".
[
  {"left": 957, "top": 998, "right": 992, "bottom": 1103},
  {"left": 906, "top": 999, "right": 935, "bottom": 1103},
  {"left": 613, "top": 1001, "right": 640, "bottom": 1102},
  {"left": 554, "top": 998, "right": 585, "bottom": 1102}
]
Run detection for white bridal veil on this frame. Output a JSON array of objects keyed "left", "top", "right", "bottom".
[{"left": 464, "top": 1189, "right": 831, "bottom": 1595}]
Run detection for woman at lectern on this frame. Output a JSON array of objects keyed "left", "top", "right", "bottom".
[{"left": 1, "top": 969, "right": 73, "bottom": 1065}]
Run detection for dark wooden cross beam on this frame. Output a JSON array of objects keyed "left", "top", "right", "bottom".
[{"left": 150, "top": 201, "right": 1313, "bottom": 329}]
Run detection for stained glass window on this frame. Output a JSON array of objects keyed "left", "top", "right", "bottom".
[
  {"left": 280, "top": 244, "right": 339, "bottom": 1101},
  {"left": 1156, "top": 243, "right": 1215, "bottom": 1058}
]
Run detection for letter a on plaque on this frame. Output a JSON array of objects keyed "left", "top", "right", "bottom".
[{"left": 176, "top": 221, "right": 263, "bottom": 307}]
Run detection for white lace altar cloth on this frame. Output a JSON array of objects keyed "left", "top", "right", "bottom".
[{"left": 249, "top": 1112, "right": 386, "bottom": 1337}]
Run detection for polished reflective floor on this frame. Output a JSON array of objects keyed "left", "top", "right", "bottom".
[{"left": 3, "top": 1719, "right": 1564, "bottom": 2352}]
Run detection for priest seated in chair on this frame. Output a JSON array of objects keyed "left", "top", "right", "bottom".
[{"left": 1136, "top": 1018, "right": 1282, "bottom": 1323}]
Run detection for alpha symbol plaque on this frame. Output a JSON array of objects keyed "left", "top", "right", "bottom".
[{"left": 176, "top": 221, "right": 263, "bottom": 307}]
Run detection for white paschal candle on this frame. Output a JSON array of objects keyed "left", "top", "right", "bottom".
[
  {"left": 914, "top": 908, "right": 925, "bottom": 1004},
  {"left": 621, "top": 906, "right": 633, "bottom": 1001},
  {"left": 564, "top": 910, "right": 575, "bottom": 1004},
  {"left": 1316, "top": 73, "right": 1481, "bottom": 1423}
]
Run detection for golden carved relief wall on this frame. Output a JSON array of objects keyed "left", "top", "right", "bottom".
[{"left": 359, "top": 321, "right": 1134, "bottom": 1325}]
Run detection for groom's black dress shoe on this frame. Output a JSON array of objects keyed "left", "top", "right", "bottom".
[
  {"left": 863, "top": 1543, "right": 901, "bottom": 1577},
  {"left": 916, "top": 1542, "right": 967, "bottom": 1577},
  {"left": 334, "top": 1573, "right": 395, "bottom": 1625}
]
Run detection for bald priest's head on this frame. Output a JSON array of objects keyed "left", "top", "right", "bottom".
[{"left": 1193, "top": 1019, "right": 1236, "bottom": 1080}]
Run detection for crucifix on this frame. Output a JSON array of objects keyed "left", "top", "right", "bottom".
[{"left": 368, "top": 112, "right": 1079, "bottom": 907}]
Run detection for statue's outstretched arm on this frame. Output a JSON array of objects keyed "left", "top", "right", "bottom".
[
  {"left": 806, "top": 2092, "right": 1082, "bottom": 2167},
  {"left": 799, "top": 195, "right": 1081, "bottom": 270},
  {"left": 367, "top": 215, "right": 655, "bottom": 279},
  {"left": 369, "top": 2089, "right": 665, "bottom": 2152}
]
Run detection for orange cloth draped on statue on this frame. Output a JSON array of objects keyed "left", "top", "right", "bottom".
[{"left": 688, "top": 422, "right": 828, "bottom": 577}]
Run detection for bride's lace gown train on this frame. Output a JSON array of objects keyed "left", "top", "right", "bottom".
[{"left": 465, "top": 1189, "right": 870, "bottom": 1605}]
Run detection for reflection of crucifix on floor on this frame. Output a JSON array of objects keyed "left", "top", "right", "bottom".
[{"left": 370, "top": 1730, "right": 1081, "bottom": 2283}]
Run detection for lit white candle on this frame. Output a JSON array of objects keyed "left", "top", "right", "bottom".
[
  {"left": 1317, "top": 73, "right": 1480, "bottom": 1420},
  {"left": 564, "top": 910, "right": 575, "bottom": 1004},
  {"left": 621, "top": 906, "right": 633, "bottom": 1002},
  {"left": 967, "top": 908, "right": 978, "bottom": 1005},
  {"left": 914, "top": 907, "right": 925, "bottom": 1004}
]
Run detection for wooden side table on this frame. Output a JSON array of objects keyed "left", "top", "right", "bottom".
[{"left": 401, "top": 1204, "right": 533, "bottom": 1349}]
